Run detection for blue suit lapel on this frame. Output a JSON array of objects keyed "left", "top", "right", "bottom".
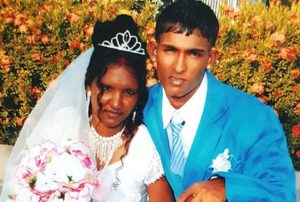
[
  {"left": 183, "top": 71, "right": 228, "bottom": 188},
  {"left": 144, "top": 84, "right": 184, "bottom": 196}
]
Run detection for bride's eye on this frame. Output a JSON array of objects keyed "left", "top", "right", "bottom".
[{"left": 102, "top": 85, "right": 112, "bottom": 92}]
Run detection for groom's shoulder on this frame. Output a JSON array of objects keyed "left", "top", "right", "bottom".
[{"left": 148, "top": 83, "right": 162, "bottom": 99}]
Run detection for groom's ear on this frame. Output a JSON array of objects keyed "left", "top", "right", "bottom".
[{"left": 147, "top": 37, "right": 158, "bottom": 68}]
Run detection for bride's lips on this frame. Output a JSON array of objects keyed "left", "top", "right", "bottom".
[{"left": 105, "top": 110, "right": 121, "bottom": 118}]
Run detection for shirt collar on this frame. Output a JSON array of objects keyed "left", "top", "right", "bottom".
[{"left": 162, "top": 72, "right": 208, "bottom": 128}]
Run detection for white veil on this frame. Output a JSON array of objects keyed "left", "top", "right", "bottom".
[{"left": 0, "top": 48, "right": 94, "bottom": 201}]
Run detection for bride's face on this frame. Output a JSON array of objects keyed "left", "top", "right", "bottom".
[{"left": 90, "top": 62, "right": 139, "bottom": 135}]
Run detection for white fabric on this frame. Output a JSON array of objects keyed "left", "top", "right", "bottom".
[
  {"left": 162, "top": 73, "right": 207, "bottom": 156},
  {"left": 93, "top": 125, "right": 164, "bottom": 202}
]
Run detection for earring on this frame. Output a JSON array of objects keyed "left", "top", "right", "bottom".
[
  {"left": 132, "top": 109, "right": 136, "bottom": 123},
  {"left": 86, "top": 90, "right": 91, "bottom": 114}
]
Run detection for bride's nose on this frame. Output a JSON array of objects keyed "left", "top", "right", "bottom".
[{"left": 110, "top": 91, "right": 122, "bottom": 109}]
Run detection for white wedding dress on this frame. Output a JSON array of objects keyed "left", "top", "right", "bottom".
[{"left": 92, "top": 125, "right": 164, "bottom": 202}]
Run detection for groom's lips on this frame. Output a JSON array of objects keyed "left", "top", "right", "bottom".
[{"left": 170, "top": 76, "right": 185, "bottom": 86}]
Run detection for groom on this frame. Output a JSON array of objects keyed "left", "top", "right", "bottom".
[{"left": 144, "top": 0, "right": 296, "bottom": 201}]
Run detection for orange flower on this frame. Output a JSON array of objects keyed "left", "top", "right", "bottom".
[
  {"left": 69, "top": 41, "right": 84, "bottom": 50},
  {"left": 278, "top": 46, "right": 299, "bottom": 62},
  {"left": 40, "top": 3, "right": 52, "bottom": 14},
  {"left": 241, "top": 48, "right": 257, "bottom": 61},
  {"left": 64, "top": 60, "right": 70, "bottom": 67},
  {"left": 31, "top": 53, "right": 42, "bottom": 61},
  {"left": 30, "top": 87, "right": 41, "bottom": 97},
  {"left": 31, "top": 27, "right": 42, "bottom": 36},
  {"left": 5, "top": 9, "right": 15, "bottom": 24},
  {"left": 66, "top": 12, "right": 81, "bottom": 23},
  {"left": 216, "top": 73, "right": 223, "bottom": 80},
  {"left": 83, "top": 23, "right": 94, "bottom": 37},
  {"left": 264, "top": 21, "right": 273, "bottom": 30},
  {"left": 296, "top": 150, "right": 300, "bottom": 158},
  {"left": 274, "top": 90, "right": 281, "bottom": 98},
  {"left": 27, "top": 35, "right": 36, "bottom": 45},
  {"left": 248, "top": 16, "right": 260, "bottom": 27},
  {"left": 50, "top": 56, "right": 58, "bottom": 62},
  {"left": 289, "top": 13, "right": 298, "bottom": 24},
  {"left": 41, "top": 35, "right": 49, "bottom": 44},
  {"left": 296, "top": 103, "right": 300, "bottom": 115},
  {"left": 291, "top": 125, "right": 300, "bottom": 137},
  {"left": 262, "top": 65, "right": 274, "bottom": 72},
  {"left": 14, "top": 14, "right": 26, "bottom": 26},
  {"left": 292, "top": 70, "right": 300, "bottom": 79},
  {"left": 223, "top": 6, "right": 234, "bottom": 16},
  {"left": 0, "top": 92, "right": 4, "bottom": 99},
  {"left": 19, "top": 24, "right": 28, "bottom": 33},
  {"left": 270, "top": 0, "right": 281, "bottom": 6},
  {"left": 250, "top": 82, "right": 264, "bottom": 95},
  {"left": 15, "top": 117, "right": 25, "bottom": 127},
  {"left": 270, "top": 31, "right": 286, "bottom": 44},
  {"left": 1, "top": 55, "right": 11, "bottom": 72}
]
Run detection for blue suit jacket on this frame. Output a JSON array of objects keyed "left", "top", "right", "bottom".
[{"left": 143, "top": 71, "right": 296, "bottom": 201}]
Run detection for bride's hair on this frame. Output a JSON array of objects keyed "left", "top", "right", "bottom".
[{"left": 85, "top": 15, "right": 148, "bottom": 168}]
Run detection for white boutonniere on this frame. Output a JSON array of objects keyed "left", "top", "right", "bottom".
[{"left": 210, "top": 148, "right": 232, "bottom": 173}]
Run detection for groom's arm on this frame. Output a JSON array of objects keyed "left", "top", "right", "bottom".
[{"left": 179, "top": 108, "right": 295, "bottom": 202}]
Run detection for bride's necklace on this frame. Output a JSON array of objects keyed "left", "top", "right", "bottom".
[{"left": 89, "top": 125, "right": 125, "bottom": 168}]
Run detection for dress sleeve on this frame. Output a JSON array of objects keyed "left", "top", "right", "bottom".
[
  {"left": 143, "top": 146, "right": 165, "bottom": 185},
  {"left": 136, "top": 125, "right": 165, "bottom": 185}
]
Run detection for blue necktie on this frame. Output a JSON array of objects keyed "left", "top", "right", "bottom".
[{"left": 170, "top": 117, "right": 185, "bottom": 176}]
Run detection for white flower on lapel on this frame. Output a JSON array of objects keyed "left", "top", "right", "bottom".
[{"left": 211, "top": 148, "right": 231, "bottom": 173}]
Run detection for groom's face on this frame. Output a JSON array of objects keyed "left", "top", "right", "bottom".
[{"left": 154, "top": 30, "right": 214, "bottom": 109}]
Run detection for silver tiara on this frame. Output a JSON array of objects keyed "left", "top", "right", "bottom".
[{"left": 98, "top": 30, "right": 145, "bottom": 55}]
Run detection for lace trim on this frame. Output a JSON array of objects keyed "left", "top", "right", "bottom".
[{"left": 144, "top": 147, "right": 164, "bottom": 185}]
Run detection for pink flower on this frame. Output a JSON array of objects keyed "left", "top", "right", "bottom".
[
  {"left": 16, "top": 141, "right": 98, "bottom": 200},
  {"left": 83, "top": 157, "right": 92, "bottom": 168}
]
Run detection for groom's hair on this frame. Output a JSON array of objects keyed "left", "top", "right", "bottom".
[{"left": 155, "top": 0, "right": 219, "bottom": 47}]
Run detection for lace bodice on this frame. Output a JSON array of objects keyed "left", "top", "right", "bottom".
[{"left": 92, "top": 125, "right": 164, "bottom": 202}]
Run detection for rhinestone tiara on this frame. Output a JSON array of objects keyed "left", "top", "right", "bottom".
[{"left": 98, "top": 30, "right": 145, "bottom": 55}]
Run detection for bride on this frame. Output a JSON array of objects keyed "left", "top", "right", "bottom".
[{"left": 0, "top": 15, "right": 174, "bottom": 202}]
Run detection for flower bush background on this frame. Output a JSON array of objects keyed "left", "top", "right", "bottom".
[{"left": 0, "top": 0, "right": 299, "bottom": 169}]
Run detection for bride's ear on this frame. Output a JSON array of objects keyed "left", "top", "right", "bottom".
[{"left": 147, "top": 37, "right": 158, "bottom": 68}]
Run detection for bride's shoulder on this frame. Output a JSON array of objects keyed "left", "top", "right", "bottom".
[
  {"left": 130, "top": 124, "right": 156, "bottom": 152},
  {"left": 134, "top": 124, "right": 152, "bottom": 142}
]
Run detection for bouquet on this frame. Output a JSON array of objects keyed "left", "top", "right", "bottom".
[{"left": 11, "top": 141, "right": 99, "bottom": 202}]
